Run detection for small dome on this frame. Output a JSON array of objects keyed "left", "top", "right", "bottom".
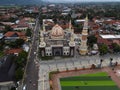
[{"left": 51, "top": 24, "right": 64, "bottom": 37}]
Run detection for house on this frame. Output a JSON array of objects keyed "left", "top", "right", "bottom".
[
  {"left": 5, "top": 48, "right": 23, "bottom": 55},
  {"left": 11, "top": 24, "right": 28, "bottom": 32},
  {"left": 97, "top": 35, "right": 120, "bottom": 47},
  {"left": 0, "top": 22, "right": 14, "bottom": 26},
  {"left": 4, "top": 31, "right": 27, "bottom": 42},
  {"left": 15, "top": 17, "right": 35, "bottom": 30},
  {"left": 25, "top": 7, "right": 39, "bottom": 13}
]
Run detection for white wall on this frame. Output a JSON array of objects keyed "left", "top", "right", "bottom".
[
  {"left": 45, "top": 47, "right": 52, "bottom": 56},
  {"left": 63, "top": 47, "right": 70, "bottom": 55}
]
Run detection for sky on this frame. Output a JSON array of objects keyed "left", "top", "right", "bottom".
[
  {"left": 0, "top": 0, "right": 41, "bottom": 5},
  {"left": 0, "top": 0, "right": 120, "bottom": 5},
  {"left": 43, "top": 0, "right": 120, "bottom": 3}
]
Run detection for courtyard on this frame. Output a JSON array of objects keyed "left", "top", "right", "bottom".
[
  {"left": 38, "top": 53, "right": 120, "bottom": 90},
  {"left": 50, "top": 66, "right": 120, "bottom": 90}
]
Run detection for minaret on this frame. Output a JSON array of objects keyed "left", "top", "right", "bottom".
[
  {"left": 39, "top": 23, "right": 46, "bottom": 57},
  {"left": 43, "top": 21, "right": 46, "bottom": 32},
  {"left": 70, "top": 31, "right": 74, "bottom": 42},
  {"left": 79, "top": 16, "right": 88, "bottom": 55},
  {"left": 40, "top": 21, "right": 45, "bottom": 42},
  {"left": 69, "top": 20, "right": 72, "bottom": 32},
  {"left": 69, "top": 20, "right": 75, "bottom": 56},
  {"left": 40, "top": 30, "right": 44, "bottom": 42},
  {"left": 69, "top": 20, "right": 74, "bottom": 43},
  {"left": 69, "top": 20, "right": 74, "bottom": 42}
]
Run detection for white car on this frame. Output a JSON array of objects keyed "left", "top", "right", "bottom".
[
  {"left": 23, "top": 85, "right": 26, "bottom": 90},
  {"left": 34, "top": 52, "right": 36, "bottom": 54},
  {"left": 91, "top": 50, "right": 98, "bottom": 55}
]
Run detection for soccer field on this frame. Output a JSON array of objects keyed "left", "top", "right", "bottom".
[{"left": 60, "top": 72, "right": 120, "bottom": 90}]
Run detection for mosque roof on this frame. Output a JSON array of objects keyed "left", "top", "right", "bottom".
[{"left": 51, "top": 24, "right": 64, "bottom": 37}]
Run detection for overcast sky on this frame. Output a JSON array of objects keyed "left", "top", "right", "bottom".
[{"left": 43, "top": 0, "right": 120, "bottom": 2}]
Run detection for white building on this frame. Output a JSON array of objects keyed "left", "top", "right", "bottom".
[{"left": 39, "top": 20, "right": 75, "bottom": 57}]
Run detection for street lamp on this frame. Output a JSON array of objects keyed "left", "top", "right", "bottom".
[{"left": 109, "top": 58, "right": 113, "bottom": 67}]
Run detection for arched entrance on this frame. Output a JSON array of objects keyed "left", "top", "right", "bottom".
[
  {"left": 55, "top": 51, "right": 60, "bottom": 56},
  {"left": 53, "top": 47, "right": 62, "bottom": 56}
]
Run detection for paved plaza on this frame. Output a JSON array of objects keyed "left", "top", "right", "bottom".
[{"left": 38, "top": 53, "right": 120, "bottom": 90}]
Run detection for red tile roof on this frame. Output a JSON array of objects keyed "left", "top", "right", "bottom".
[
  {"left": 5, "top": 48, "right": 23, "bottom": 54},
  {"left": 113, "top": 40, "right": 120, "bottom": 45},
  {"left": 4, "top": 31, "right": 27, "bottom": 40},
  {"left": 104, "top": 20, "right": 120, "bottom": 25},
  {"left": 4, "top": 31, "right": 25, "bottom": 37},
  {"left": 11, "top": 24, "right": 28, "bottom": 28}
]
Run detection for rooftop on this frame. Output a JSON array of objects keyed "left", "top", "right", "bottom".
[
  {"left": 5, "top": 48, "right": 23, "bottom": 55},
  {"left": 100, "top": 35, "right": 120, "bottom": 39},
  {"left": 4, "top": 31, "right": 25, "bottom": 37},
  {"left": 0, "top": 55, "right": 15, "bottom": 82}
]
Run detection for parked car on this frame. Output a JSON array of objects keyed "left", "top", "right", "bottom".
[{"left": 91, "top": 50, "right": 98, "bottom": 55}]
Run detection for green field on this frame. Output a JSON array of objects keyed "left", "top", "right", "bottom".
[{"left": 60, "top": 72, "right": 120, "bottom": 90}]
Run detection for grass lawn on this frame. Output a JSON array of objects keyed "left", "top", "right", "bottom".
[
  {"left": 0, "top": 51, "right": 4, "bottom": 58},
  {"left": 60, "top": 72, "right": 120, "bottom": 90}
]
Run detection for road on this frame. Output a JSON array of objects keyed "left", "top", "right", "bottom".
[{"left": 24, "top": 17, "right": 40, "bottom": 90}]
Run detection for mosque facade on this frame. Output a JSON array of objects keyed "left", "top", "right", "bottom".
[{"left": 39, "top": 17, "right": 88, "bottom": 57}]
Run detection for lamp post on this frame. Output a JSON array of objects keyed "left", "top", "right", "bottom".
[{"left": 109, "top": 58, "right": 113, "bottom": 67}]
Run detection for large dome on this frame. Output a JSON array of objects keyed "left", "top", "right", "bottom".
[{"left": 51, "top": 24, "right": 64, "bottom": 37}]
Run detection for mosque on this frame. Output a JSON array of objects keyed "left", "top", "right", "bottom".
[{"left": 39, "top": 16, "right": 88, "bottom": 57}]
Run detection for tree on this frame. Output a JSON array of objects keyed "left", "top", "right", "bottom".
[
  {"left": 7, "top": 39, "right": 24, "bottom": 48},
  {"left": 15, "top": 51, "right": 28, "bottom": 67},
  {"left": 4, "top": 25, "right": 13, "bottom": 33},
  {"left": 111, "top": 43, "right": 120, "bottom": 53},
  {"left": 14, "top": 51, "right": 28, "bottom": 81},
  {"left": 15, "top": 39, "right": 25, "bottom": 47},
  {"left": 0, "top": 45, "right": 3, "bottom": 51},
  {"left": 15, "top": 68, "right": 24, "bottom": 81},
  {"left": 25, "top": 28, "right": 32, "bottom": 37},
  {"left": 99, "top": 44, "right": 108, "bottom": 55},
  {"left": 9, "top": 17, "right": 18, "bottom": 22},
  {"left": 87, "top": 35, "right": 97, "bottom": 48},
  {"left": 8, "top": 41, "right": 17, "bottom": 48}
]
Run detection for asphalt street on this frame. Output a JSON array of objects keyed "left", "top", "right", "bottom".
[{"left": 24, "top": 18, "right": 40, "bottom": 90}]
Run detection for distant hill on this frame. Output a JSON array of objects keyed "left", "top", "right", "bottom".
[{"left": 0, "top": 0, "right": 42, "bottom": 5}]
